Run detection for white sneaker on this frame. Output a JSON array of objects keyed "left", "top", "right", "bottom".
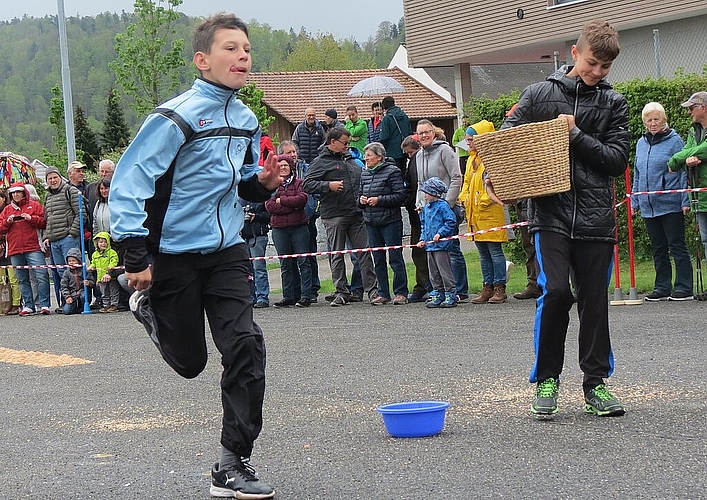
[
  {"left": 40, "top": 307, "right": 52, "bottom": 315},
  {"left": 19, "top": 307, "right": 35, "bottom": 317}
]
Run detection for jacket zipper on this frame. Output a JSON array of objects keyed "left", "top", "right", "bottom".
[
  {"left": 216, "top": 91, "right": 238, "bottom": 251},
  {"left": 570, "top": 83, "right": 580, "bottom": 239}
]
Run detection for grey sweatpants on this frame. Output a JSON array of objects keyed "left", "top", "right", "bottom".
[{"left": 427, "top": 250, "right": 456, "bottom": 294}]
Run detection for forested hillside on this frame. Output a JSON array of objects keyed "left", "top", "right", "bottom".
[{"left": 0, "top": 13, "right": 404, "bottom": 164}]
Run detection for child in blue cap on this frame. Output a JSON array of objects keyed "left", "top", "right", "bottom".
[{"left": 416, "top": 177, "right": 457, "bottom": 308}]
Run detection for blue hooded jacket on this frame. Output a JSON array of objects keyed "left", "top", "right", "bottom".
[{"left": 419, "top": 198, "right": 456, "bottom": 252}]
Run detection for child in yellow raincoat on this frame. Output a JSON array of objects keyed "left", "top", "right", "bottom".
[{"left": 459, "top": 120, "right": 509, "bottom": 303}]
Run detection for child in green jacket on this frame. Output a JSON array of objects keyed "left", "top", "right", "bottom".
[{"left": 89, "top": 231, "right": 119, "bottom": 312}]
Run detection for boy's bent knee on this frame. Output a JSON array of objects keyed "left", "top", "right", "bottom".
[{"left": 164, "top": 355, "right": 207, "bottom": 379}]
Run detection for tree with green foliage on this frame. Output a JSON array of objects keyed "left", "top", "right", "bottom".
[
  {"left": 102, "top": 88, "right": 131, "bottom": 152},
  {"left": 74, "top": 105, "right": 100, "bottom": 170},
  {"left": 238, "top": 83, "right": 275, "bottom": 134},
  {"left": 41, "top": 85, "right": 68, "bottom": 170},
  {"left": 110, "top": 0, "right": 186, "bottom": 116},
  {"left": 281, "top": 34, "right": 375, "bottom": 71}
]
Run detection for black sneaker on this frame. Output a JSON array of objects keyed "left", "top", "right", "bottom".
[
  {"left": 644, "top": 290, "right": 669, "bottom": 301},
  {"left": 210, "top": 459, "right": 275, "bottom": 499},
  {"left": 349, "top": 291, "right": 364, "bottom": 302},
  {"left": 273, "top": 299, "right": 295, "bottom": 308},
  {"left": 296, "top": 298, "right": 311, "bottom": 308},
  {"left": 531, "top": 378, "right": 559, "bottom": 419},
  {"left": 129, "top": 290, "right": 160, "bottom": 351},
  {"left": 324, "top": 293, "right": 337, "bottom": 302},
  {"left": 330, "top": 294, "right": 349, "bottom": 307},
  {"left": 668, "top": 291, "right": 694, "bottom": 301},
  {"left": 584, "top": 384, "right": 626, "bottom": 417},
  {"left": 253, "top": 301, "right": 269, "bottom": 309},
  {"left": 407, "top": 290, "right": 428, "bottom": 303}
]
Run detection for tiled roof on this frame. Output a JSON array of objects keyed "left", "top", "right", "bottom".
[{"left": 248, "top": 68, "right": 456, "bottom": 125}]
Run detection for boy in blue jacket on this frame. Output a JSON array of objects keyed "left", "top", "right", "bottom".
[
  {"left": 109, "top": 13, "right": 280, "bottom": 499},
  {"left": 416, "top": 177, "right": 457, "bottom": 308}
]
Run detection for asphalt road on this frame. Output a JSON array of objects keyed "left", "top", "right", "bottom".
[{"left": 1, "top": 297, "right": 705, "bottom": 499}]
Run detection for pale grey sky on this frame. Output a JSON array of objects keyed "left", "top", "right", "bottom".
[{"left": 2, "top": 0, "right": 404, "bottom": 42}]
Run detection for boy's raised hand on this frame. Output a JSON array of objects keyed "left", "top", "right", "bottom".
[{"left": 258, "top": 153, "right": 281, "bottom": 191}]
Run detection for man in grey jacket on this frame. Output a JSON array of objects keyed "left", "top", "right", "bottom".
[
  {"left": 303, "top": 127, "right": 378, "bottom": 306},
  {"left": 43, "top": 166, "right": 81, "bottom": 266}
]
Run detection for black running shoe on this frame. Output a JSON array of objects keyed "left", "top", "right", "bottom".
[
  {"left": 644, "top": 290, "right": 669, "bottom": 301},
  {"left": 668, "top": 291, "right": 694, "bottom": 301},
  {"left": 129, "top": 290, "right": 160, "bottom": 351},
  {"left": 210, "top": 459, "right": 275, "bottom": 499},
  {"left": 531, "top": 378, "right": 559, "bottom": 418},
  {"left": 584, "top": 384, "right": 626, "bottom": 417}
]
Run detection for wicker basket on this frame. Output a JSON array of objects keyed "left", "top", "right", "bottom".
[{"left": 472, "top": 118, "right": 570, "bottom": 200}]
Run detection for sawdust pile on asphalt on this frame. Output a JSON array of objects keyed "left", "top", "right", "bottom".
[{"left": 0, "top": 347, "right": 93, "bottom": 367}]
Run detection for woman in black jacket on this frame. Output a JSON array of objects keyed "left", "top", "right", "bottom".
[{"left": 359, "top": 142, "right": 408, "bottom": 305}]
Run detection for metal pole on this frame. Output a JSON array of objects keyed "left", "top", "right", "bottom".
[
  {"left": 78, "top": 192, "right": 92, "bottom": 314},
  {"left": 553, "top": 50, "right": 560, "bottom": 72},
  {"left": 653, "top": 29, "right": 662, "bottom": 79},
  {"left": 57, "top": 0, "right": 76, "bottom": 163}
]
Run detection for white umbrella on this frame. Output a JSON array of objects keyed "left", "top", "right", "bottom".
[{"left": 347, "top": 76, "right": 406, "bottom": 97}]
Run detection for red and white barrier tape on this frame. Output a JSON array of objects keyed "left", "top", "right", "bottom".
[
  {"left": 0, "top": 221, "right": 529, "bottom": 269},
  {"left": 5, "top": 186, "right": 704, "bottom": 270}
]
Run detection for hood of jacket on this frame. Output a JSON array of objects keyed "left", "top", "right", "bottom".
[
  {"left": 92, "top": 231, "right": 112, "bottom": 250},
  {"left": 469, "top": 120, "right": 495, "bottom": 136},
  {"left": 8, "top": 182, "right": 30, "bottom": 208}
]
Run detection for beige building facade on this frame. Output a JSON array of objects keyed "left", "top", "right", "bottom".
[{"left": 403, "top": 0, "right": 707, "bottom": 117}]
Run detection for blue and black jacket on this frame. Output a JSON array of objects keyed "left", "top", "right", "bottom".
[{"left": 110, "top": 78, "right": 272, "bottom": 273}]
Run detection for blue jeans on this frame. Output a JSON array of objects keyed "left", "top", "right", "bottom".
[
  {"left": 271, "top": 225, "right": 312, "bottom": 301},
  {"left": 10, "top": 252, "right": 51, "bottom": 310},
  {"left": 247, "top": 235, "right": 270, "bottom": 304},
  {"left": 476, "top": 241, "right": 507, "bottom": 284},
  {"left": 293, "top": 219, "right": 321, "bottom": 298},
  {"left": 308, "top": 217, "right": 321, "bottom": 296},
  {"left": 367, "top": 220, "right": 408, "bottom": 298},
  {"left": 50, "top": 235, "right": 81, "bottom": 266},
  {"left": 63, "top": 296, "right": 86, "bottom": 315},
  {"left": 451, "top": 204, "right": 469, "bottom": 296}
]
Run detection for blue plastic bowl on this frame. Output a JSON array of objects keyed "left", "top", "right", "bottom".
[{"left": 376, "top": 401, "right": 450, "bottom": 438}]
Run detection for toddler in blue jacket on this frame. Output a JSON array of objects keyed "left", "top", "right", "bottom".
[{"left": 416, "top": 177, "right": 457, "bottom": 308}]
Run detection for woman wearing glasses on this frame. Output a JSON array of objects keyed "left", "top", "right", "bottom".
[{"left": 414, "top": 119, "right": 469, "bottom": 303}]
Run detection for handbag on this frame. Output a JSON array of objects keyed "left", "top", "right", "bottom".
[{"left": 0, "top": 272, "right": 12, "bottom": 315}]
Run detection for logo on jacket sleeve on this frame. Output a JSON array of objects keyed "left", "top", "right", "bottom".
[{"left": 198, "top": 118, "right": 213, "bottom": 127}]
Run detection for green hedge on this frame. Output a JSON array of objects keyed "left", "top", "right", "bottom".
[{"left": 462, "top": 70, "right": 707, "bottom": 262}]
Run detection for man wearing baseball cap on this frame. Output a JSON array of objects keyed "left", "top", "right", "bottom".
[{"left": 668, "top": 91, "right": 707, "bottom": 293}]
